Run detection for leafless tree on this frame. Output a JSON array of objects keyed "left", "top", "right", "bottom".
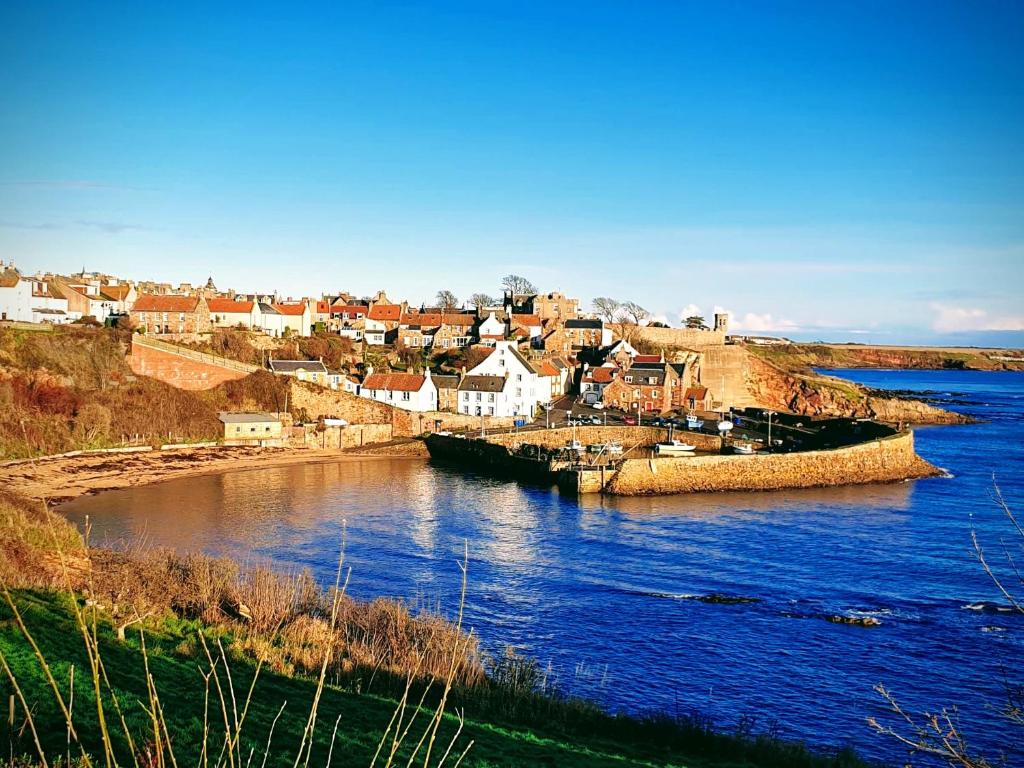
[
  {"left": 868, "top": 479, "right": 1022, "bottom": 766},
  {"left": 470, "top": 293, "right": 496, "bottom": 309},
  {"left": 618, "top": 301, "right": 649, "bottom": 326},
  {"left": 592, "top": 297, "right": 621, "bottom": 323},
  {"left": 436, "top": 290, "right": 459, "bottom": 311},
  {"left": 501, "top": 274, "right": 536, "bottom": 296}
]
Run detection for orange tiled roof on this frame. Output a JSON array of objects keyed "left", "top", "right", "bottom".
[
  {"left": 100, "top": 284, "right": 132, "bottom": 301},
  {"left": 316, "top": 300, "right": 331, "bottom": 313},
  {"left": 633, "top": 355, "right": 662, "bottom": 364},
  {"left": 272, "top": 303, "right": 308, "bottom": 316},
  {"left": 512, "top": 313, "right": 541, "bottom": 326},
  {"left": 363, "top": 372, "right": 426, "bottom": 392},
  {"left": 584, "top": 367, "right": 618, "bottom": 383},
  {"left": 685, "top": 387, "right": 708, "bottom": 399},
  {"left": 368, "top": 305, "right": 402, "bottom": 321},
  {"left": 208, "top": 298, "right": 254, "bottom": 313},
  {"left": 133, "top": 294, "right": 201, "bottom": 312}
]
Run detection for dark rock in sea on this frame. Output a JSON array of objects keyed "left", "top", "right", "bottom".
[{"left": 826, "top": 614, "right": 882, "bottom": 627}]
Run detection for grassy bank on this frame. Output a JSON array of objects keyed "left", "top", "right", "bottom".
[
  {"left": 0, "top": 491, "right": 873, "bottom": 768},
  {"left": 746, "top": 343, "right": 1024, "bottom": 372}
]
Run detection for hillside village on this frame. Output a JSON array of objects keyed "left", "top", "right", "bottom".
[{"left": 0, "top": 261, "right": 746, "bottom": 434}]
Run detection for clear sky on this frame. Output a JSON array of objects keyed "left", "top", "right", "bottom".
[{"left": 1, "top": 1, "right": 1022, "bottom": 345}]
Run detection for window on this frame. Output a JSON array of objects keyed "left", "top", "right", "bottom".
[
  {"left": 516, "top": 374, "right": 522, "bottom": 381},
  {"left": 487, "top": 406, "right": 494, "bottom": 415},
  {"left": 499, "top": 359, "right": 505, "bottom": 367},
  {"left": 625, "top": 376, "right": 633, "bottom": 383},
  {"left": 402, "top": 391, "right": 410, "bottom": 401},
  {"left": 488, "top": 393, "right": 495, "bottom": 402},
  {"left": 516, "top": 388, "right": 522, "bottom": 397},
  {"left": 634, "top": 389, "right": 641, "bottom": 397},
  {"left": 648, "top": 377, "right": 657, "bottom": 385},
  {"left": 476, "top": 392, "right": 482, "bottom": 401}
]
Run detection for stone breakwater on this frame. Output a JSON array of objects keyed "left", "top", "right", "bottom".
[
  {"left": 593, "top": 431, "right": 938, "bottom": 496},
  {"left": 484, "top": 426, "right": 722, "bottom": 453}
]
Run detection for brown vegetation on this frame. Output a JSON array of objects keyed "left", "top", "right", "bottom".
[{"left": 0, "top": 326, "right": 290, "bottom": 458}]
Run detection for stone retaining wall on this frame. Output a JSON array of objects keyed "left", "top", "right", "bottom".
[{"left": 601, "top": 431, "right": 936, "bottom": 496}]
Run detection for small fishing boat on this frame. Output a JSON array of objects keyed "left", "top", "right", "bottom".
[
  {"left": 606, "top": 441, "right": 624, "bottom": 454},
  {"left": 685, "top": 414, "right": 704, "bottom": 430},
  {"left": 655, "top": 440, "right": 696, "bottom": 455},
  {"left": 733, "top": 443, "right": 755, "bottom": 455},
  {"left": 566, "top": 439, "right": 585, "bottom": 453}
]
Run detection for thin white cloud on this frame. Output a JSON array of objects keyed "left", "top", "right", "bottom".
[
  {"left": 930, "top": 303, "right": 1024, "bottom": 333},
  {"left": 730, "top": 312, "right": 800, "bottom": 333}
]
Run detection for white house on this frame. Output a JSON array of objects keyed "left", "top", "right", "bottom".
[
  {"left": 580, "top": 364, "right": 620, "bottom": 404},
  {"left": 208, "top": 298, "right": 262, "bottom": 329},
  {"left": 0, "top": 271, "right": 74, "bottom": 324},
  {"left": 0, "top": 270, "right": 32, "bottom": 321},
  {"left": 360, "top": 369, "right": 438, "bottom": 412},
  {"left": 477, "top": 311, "right": 505, "bottom": 340},
  {"left": 463, "top": 341, "right": 541, "bottom": 418},
  {"left": 364, "top": 304, "right": 401, "bottom": 345},
  {"left": 272, "top": 302, "right": 312, "bottom": 337},
  {"left": 457, "top": 375, "right": 512, "bottom": 417}
]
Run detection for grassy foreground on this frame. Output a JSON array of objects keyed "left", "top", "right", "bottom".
[
  {"left": 0, "top": 590, "right": 870, "bottom": 768},
  {"left": 0, "top": 490, "right": 872, "bottom": 768}
]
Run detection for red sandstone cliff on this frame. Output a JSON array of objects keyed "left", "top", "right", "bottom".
[{"left": 744, "top": 355, "right": 970, "bottom": 425}]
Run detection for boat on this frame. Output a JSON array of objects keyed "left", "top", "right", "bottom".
[
  {"left": 654, "top": 440, "right": 696, "bottom": 455},
  {"left": 566, "top": 439, "right": 585, "bottom": 453},
  {"left": 685, "top": 414, "right": 704, "bottom": 430},
  {"left": 606, "top": 441, "right": 624, "bottom": 454},
  {"left": 733, "top": 443, "right": 755, "bottom": 455}
]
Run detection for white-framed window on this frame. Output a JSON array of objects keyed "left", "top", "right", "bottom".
[
  {"left": 625, "top": 376, "right": 633, "bottom": 383},
  {"left": 488, "top": 393, "right": 495, "bottom": 402},
  {"left": 476, "top": 392, "right": 482, "bottom": 401},
  {"left": 402, "top": 391, "right": 410, "bottom": 401}
]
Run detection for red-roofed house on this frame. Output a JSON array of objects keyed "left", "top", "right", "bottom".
[
  {"left": 359, "top": 368, "right": 438, "bottom": 411},
  {"left": 365, "top": 304, "right": 402, "bottom": 345},
  {"left": 684, "top": 386, "right": 712, "bottom": 411},
  {"left": 266, "top": 302, "right": 312, "bottom": 337},
  {"left": 531, "top": 358, "right": 567, "bottom": 400},
  {"left": 131, "top": 294, "right": 211, "bottom": 334},
  {"left": 511, "top": 313, "right": 543, "bottom": 338},
  {"left": 581, "top": 364, "right": 619, "bottom": 404},
  {"left": 208, "top": 298, "right": 261, "bottom": 329}
]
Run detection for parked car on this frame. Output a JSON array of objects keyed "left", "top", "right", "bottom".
[
  {"left": 589, "top": 415, "right": 602, "bottom": 425},
  {"left": 649, "top": 416, "right": 666, "bottom": 426},
  {"left": 622, "top": 415, "right": 637, "bottom": 425},
  {"left": 592, "top": 402, "right": 604, "bottom": 409}
]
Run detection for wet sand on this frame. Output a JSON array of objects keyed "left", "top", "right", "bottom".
[{"left": 2, "top": 442, "right": 428, "bottom": 505}]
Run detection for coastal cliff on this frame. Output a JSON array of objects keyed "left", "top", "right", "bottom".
[
  {"left": 748, "top": 343, "right": 1024, "bottom": 372},
  {"left": 744, "top": 355, "right": 970, "bottom": 425}
]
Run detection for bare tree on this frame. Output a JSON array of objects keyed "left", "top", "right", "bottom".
[
  {"left": 436, "top": 290, "right": 459, "bottom": 311},
  {"left": 869, "top": 480, "right": 1022, "bottom": 766},
  {"left": 501, "top": 274, "right": 536, "bottom": 296},
  {"left": 470, "top": 293, "right": 496, "bottom": 309},
  {"left": 618, "top": 301, "right": 649, "bottom": 326},
  {"left": 592, "top": 297, "right": 621, "bottom": 323}
]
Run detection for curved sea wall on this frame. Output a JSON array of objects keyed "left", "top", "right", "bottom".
[
  {"left": 484, "top": 426, "right": 722, "bottom": 453},
  {"left": 596, "top": 430, "right": 938, "bottom": 496}
]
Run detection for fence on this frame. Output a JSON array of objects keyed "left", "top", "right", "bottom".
[{"left": 132, "top": 333, "right": 262, "bottom": 374}]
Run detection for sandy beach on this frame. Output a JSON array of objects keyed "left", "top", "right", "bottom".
[{"left": 3, "top": 442, "right": 428, "bottom": 505}]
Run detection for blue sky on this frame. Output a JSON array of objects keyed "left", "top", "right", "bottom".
[{"left": 1, "top": 1, "right": 1022, "bottom": 345}]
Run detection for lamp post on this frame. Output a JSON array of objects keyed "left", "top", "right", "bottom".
[{"left": 766, "top": 410, "right": 775, "bottom": 449}]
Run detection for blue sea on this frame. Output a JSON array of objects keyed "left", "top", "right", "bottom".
[{"left": 62, "top": 369, "right": 1024, "bottom": 765}]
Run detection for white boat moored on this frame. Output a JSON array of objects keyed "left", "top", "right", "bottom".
[{"left": 655, "top": 440, "right": 696, "bottom": 455}]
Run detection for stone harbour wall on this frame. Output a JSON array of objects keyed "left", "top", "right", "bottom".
[
  {"left": 602, "top": 431, "right": 937, "bottom": 496},
  {"left": 485, "top": 426, "right": 722, "bottom": 452}
]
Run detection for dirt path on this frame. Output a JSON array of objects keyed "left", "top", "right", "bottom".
[{"left": 3, "top": 442, "right": 428, "bottom": 506}]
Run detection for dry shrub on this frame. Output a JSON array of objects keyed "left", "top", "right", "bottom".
[
  {"left": 0, "top": 490, "right": 85, "bottom": 588},
  {"left": 235, "top": 565, "right": 302, "bottom": 633}
]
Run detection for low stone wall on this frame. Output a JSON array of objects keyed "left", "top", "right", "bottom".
[
  {"left": 601, "top": 431, "right": 937, "bottom": 496},
  {"left": 485, "top": 426, "right": 722, "bottom": 453}
]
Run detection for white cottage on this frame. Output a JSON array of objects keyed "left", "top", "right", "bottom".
[
  {"left": 360, "top": 369, "right": 438, "bottom": 412},
  {"left": 463, "top": 341, "right": 541, "bottom": 418}
]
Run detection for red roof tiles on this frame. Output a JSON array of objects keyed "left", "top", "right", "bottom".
[
  {"left": 368, "top": 305, "right": 402, "bottom": 321},
  {"left": 133, "top": 294, "right": 201, "bottom": 312},
  {"left": 208, "top": 298, "right": 254, "bottom": 314},
  {"left": 363, "top": 373, "right": 426, "bottom": 392},
  {"left": 272, "top": 303, "right": 308, "bottom": 316}
]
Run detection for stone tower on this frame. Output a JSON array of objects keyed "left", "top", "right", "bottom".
[{"left": 713, "top": 313, "right": 729, "bottom": 333}]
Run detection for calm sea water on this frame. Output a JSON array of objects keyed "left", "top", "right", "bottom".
[{"left": 61, "top": 369, "right": 1024, "bottom": 765}]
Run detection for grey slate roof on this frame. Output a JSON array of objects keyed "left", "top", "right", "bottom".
[
  {"left": 269, "top": 359, "right": 329, "bottom": 374},
  {"left": 219, "top": 412, "right": 279, "bottom": 424},
  {"left": 564, "top": 318, "right": 602, "bottom": 329},
  {"left": 458, "top": 375, "right": 508, "bottom": 393}
]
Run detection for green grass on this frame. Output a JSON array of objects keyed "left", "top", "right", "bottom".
[{"left": 0, "top": 590, "right": 871, "bottom": 768}]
